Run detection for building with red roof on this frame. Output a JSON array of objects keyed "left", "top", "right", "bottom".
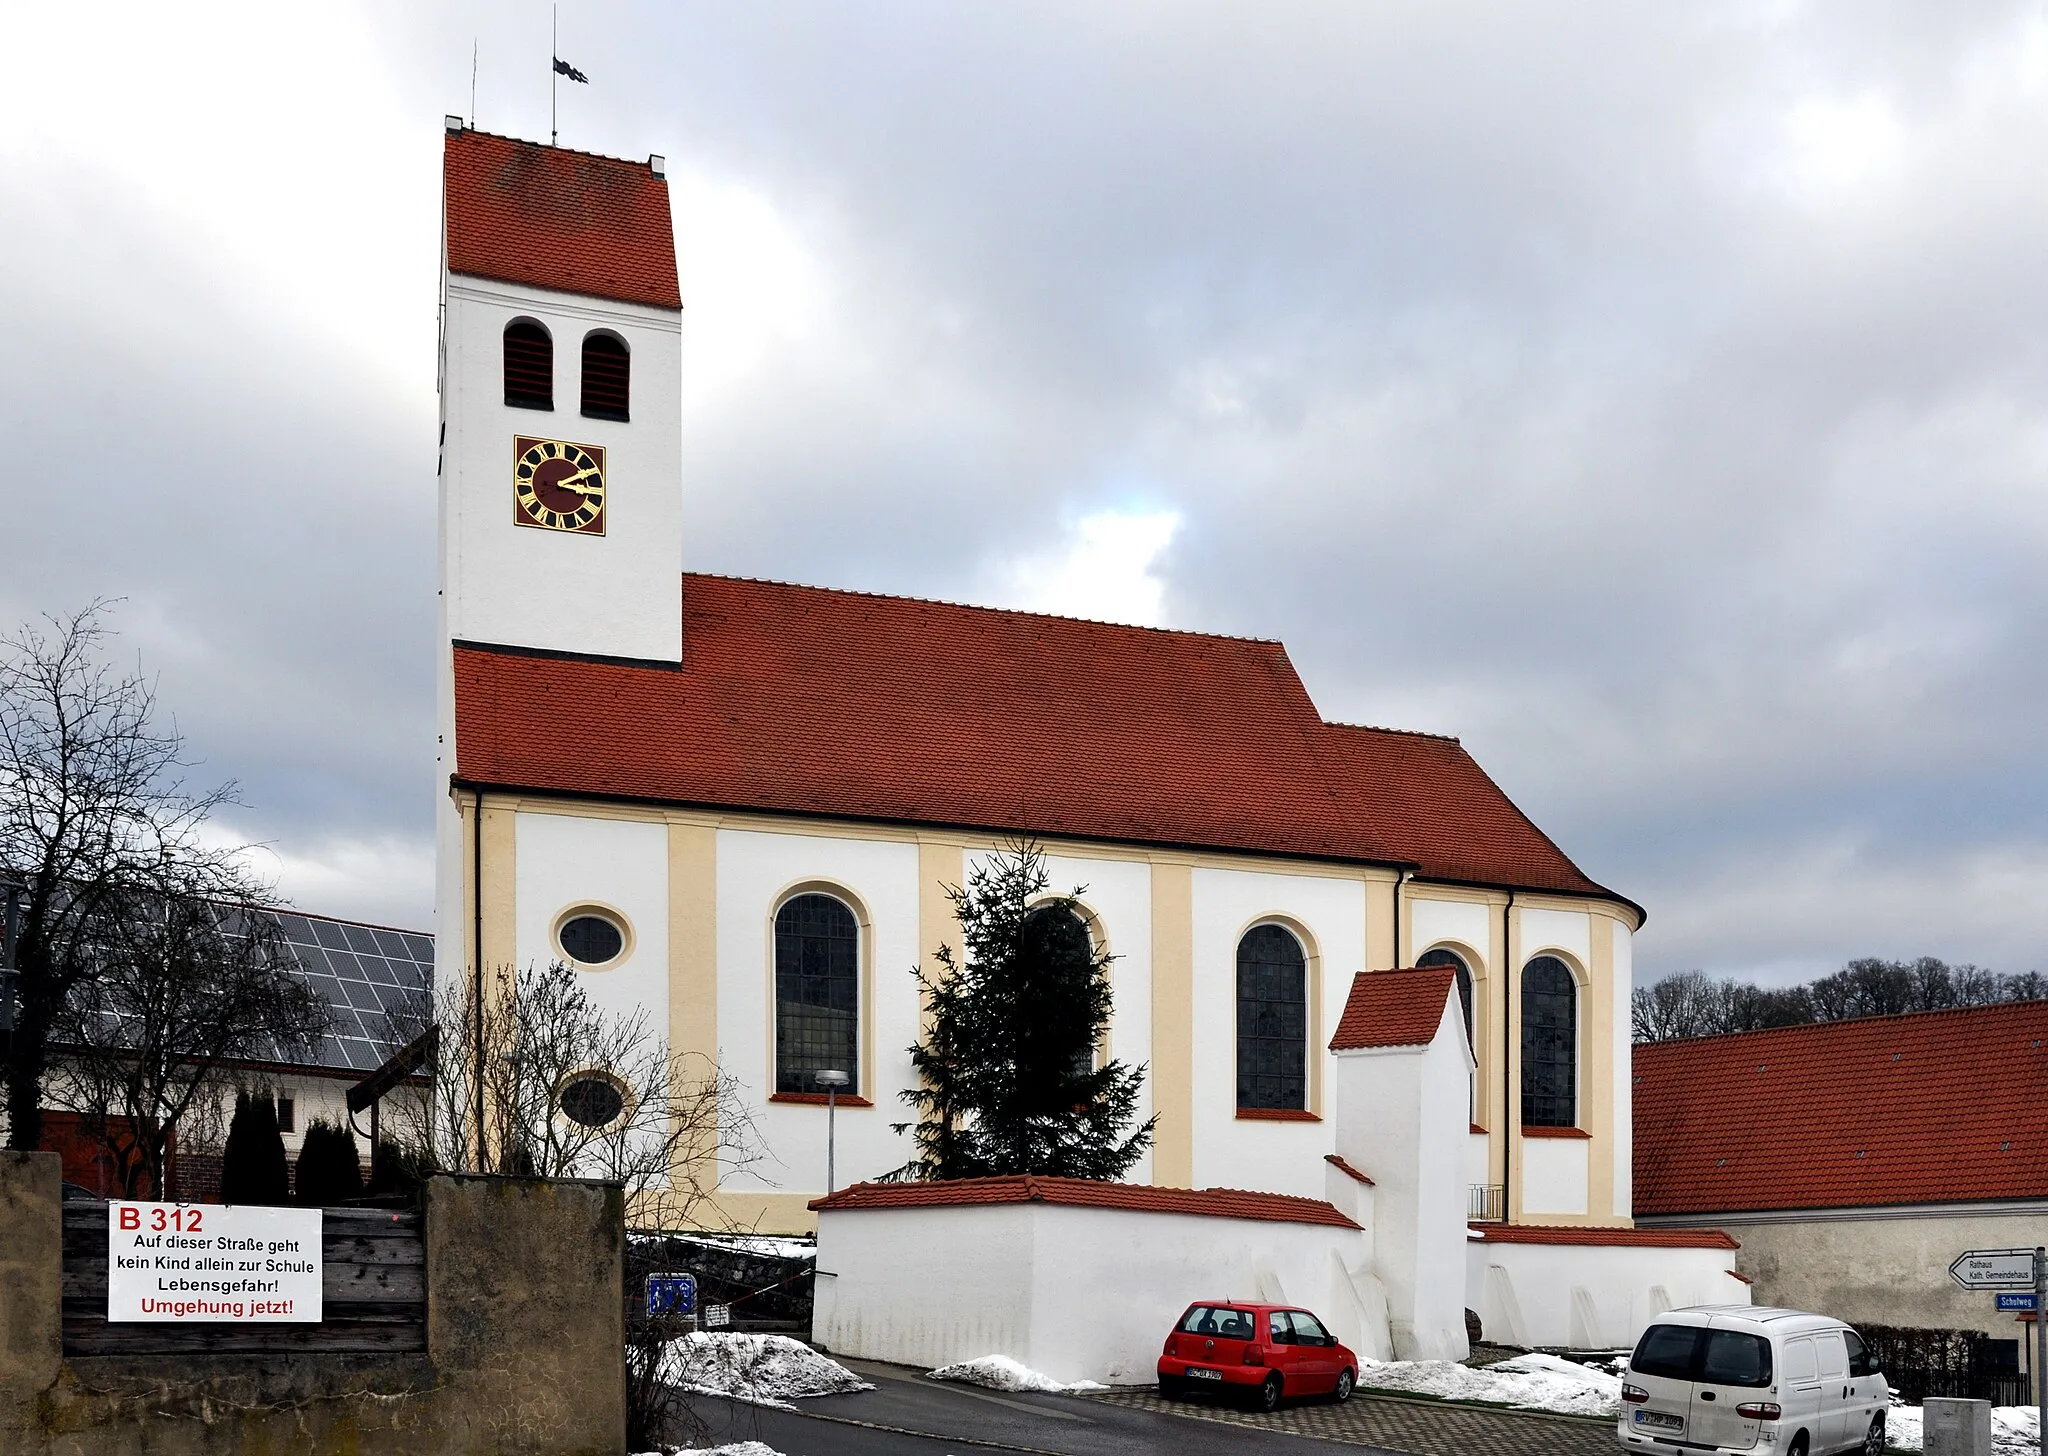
[
  {"left": 430, "top": 123, "right": 1686, "bottom": 1364},
  {"left": 1635, "top": 1002, "right": 2048, "bottom": 1344}
]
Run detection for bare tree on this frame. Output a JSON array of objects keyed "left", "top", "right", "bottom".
[
  {"left": 50, "top": 893, "right": 327, "bottom": 1198},
  {"left": 384, "top": 959, "right": 764, "bottom": 1232},
  {"left": 2, "top": 605, "right": 271, "bottom": 1152}
]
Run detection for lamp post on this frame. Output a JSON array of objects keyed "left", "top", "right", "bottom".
[
  {"left": 813, "top": 1069, "right": 850, "bottom": 1194},
  {"left": 0, "top": 876, "right": 23, "bottom": 1055}
]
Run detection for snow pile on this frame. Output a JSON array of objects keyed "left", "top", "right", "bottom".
[
  {"left": 660, "top": 1332, "right": 872, "bottom": 1408},
  {"left": 648, "top": 1445, "right": 786, "bottom": 1456},
  {"left": 1355, "top": 1351, "right": 1623, "bottom": 1418},
  {"left": 928, "top": 1355, "right": 1106, "bottom": 1393},
  {"left": 1888, "top": 1403, "right": 2040, "bottom": 1455}
]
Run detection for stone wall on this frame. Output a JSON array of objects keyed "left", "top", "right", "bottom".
[
  {"left": 0, "top": 1151, "right": 625, "bottom": 1456},
  {"left": 1728, "top": 1209, "right": 2046, "bottom": 1334}
]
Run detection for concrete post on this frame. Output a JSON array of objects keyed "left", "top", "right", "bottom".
[
  {"left": 1923, "top": 1397, "right": 1994, "bottom": 1456},
  {"left": 0, "top": 1152, "right": 63, "bottom": 1451}
]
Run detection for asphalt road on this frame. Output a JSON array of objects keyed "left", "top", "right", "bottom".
[{"left": 685, "top": 1358, "right": 1401, "bottom": 1456}]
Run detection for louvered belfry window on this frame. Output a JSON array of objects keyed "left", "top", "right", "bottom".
[
  {"left": 581, "top": 332, "right": 630, "bottom": 421},
  {"left": 1520, "top": 955, "right": 1578, "bottom": 1128},
  {"left": 1237, "top": 924, "right": 1308, "bottom": 1110},
  {"left": 503, "top": 321, "right": 553, "bottom": 410}
]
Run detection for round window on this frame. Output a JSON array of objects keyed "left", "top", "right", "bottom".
[
  {"left": 559, "top": 1074, "right": 626, "bottom": 1129},
  {"left": 558, "top": 912, "right": 625, "bottom": 966}
]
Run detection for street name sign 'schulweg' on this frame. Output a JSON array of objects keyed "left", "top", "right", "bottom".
[{"left": 108, "top": 1201, "right": 322, "bottom": 1322}]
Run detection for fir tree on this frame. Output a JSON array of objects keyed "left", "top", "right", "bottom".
[
  {"left": 293, "top": 1118, "right": 364, "bottom": 1206},
  {"left": 900, "top": 841, "right": 1156, "bottom": 1180},
  {"left": 218, "top": 1090, "right": 290, "bottom": 1205}
]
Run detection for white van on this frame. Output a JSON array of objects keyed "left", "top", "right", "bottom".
[{"left": 1617, "top": 1306, "right": 1889, "bottom": 1456}]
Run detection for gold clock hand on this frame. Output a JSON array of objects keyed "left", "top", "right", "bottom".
[{"left": 551, "top": 470, "right": 601, "bottom": 498}]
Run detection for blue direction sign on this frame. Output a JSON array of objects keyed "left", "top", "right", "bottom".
[
  {"left": 1997, "top": 1293, "right": 2040, "bottom": 1313},
  {"left": 645, "top": 1272, "right": 697, "bottom": 1318}
]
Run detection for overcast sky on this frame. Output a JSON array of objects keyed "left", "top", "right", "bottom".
[{"left": 4, "top": 2, "right": 2045, "bottom": 987}]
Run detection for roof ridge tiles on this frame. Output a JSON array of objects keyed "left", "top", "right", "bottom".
[
  {"left": 449, "top": 125, "right": 663, "bottom": 173},
  {"left": 681, "top": 572, "right": 1288, "bottom": 647},
  {"left": 1636, "top": 997, "right": 2048, "bottom": 1051},
  {"left": 1323, "top": 720, "right": 1463, "bottom": 745}
]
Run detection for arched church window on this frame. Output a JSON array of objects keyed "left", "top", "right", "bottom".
[
  {"left": 1021, "top": 904, "right": 1098, "bottom": 1075},
  {"left": 1520, "top": 955, "right": 1577, "bottom": 1128},
  {"left": 1418, "top": 946, "right": 1474, "bottom": 1049},
  {"left": 1236, "top": 924, "right": 1307, "bottom": 1111},
  {"left": 503, "top": 320, "right": 554, "bottom": 410},
  {"left": 581, "top": 331, "right": 630, "bottom": 421},
  {"left": 775, "top": 893, "right": 859, "bottom": 1095}
]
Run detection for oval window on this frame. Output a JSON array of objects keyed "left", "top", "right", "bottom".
[
  {"left": 559, "top": 1074, "right": 625, "bottom": 1129},
  {"left": 558, "top": 912, "right": 625, "bottom": 966}
]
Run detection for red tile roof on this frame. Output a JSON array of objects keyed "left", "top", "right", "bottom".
[
  {"left": 1634, "top": 1001, "right": 2048, "bottom": 1216},
  {"left": 444, "top": 129, "right": 680, "bottom": 310},
  {"left": 452, "top": 575, "right": 1624, "bottom": 903},
  {"left": 1471, "top": 1224, "right": 1739, "bottom": 1250},
  {"left": 1329, "top": 969, "right": 1459, "bottom": 1051},
  {"left": 809, "top": 1175, "right": 1361, "bottom": 1229},
  {"left": 1325, "top": 1153, "right": 1375, "bottom": 1186}
]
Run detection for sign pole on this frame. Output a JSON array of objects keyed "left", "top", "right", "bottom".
[{"left": 2036, "top": 1246, "right": 2044, "bottom": 1456}]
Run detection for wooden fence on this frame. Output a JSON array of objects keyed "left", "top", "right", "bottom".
[{"left": 61, "top": 1201, "right": 426, "bottom": 1355}]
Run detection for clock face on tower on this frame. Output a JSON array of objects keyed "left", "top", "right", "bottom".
[{"left": 512, "top": 437, "right": 607, "bottom": 534}]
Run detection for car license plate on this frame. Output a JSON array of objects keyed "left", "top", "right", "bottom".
[
  {"left": 1186, "top": 1368, "right": 1224, "bottom": 1381},
  {"left": 1633, "top": 1410, "right": 1683, "bottom": 1431}
]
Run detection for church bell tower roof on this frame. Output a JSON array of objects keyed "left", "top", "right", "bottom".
[{"left": 443, "top": 126, "right": 681, "bottom": 310}]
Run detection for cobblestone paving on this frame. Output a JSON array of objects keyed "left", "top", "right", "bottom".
[{"left": 1084, "top": 1387, "right": 1618, "bottom": 1456}]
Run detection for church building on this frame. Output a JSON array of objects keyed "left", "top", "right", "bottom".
[{"left": 431, "top": 123, "right": 1734, "bottom": 1359}]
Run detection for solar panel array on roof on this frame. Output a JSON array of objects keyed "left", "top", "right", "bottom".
[{"left": 269, "top": 912, "right": 434, "bottom": 1074}]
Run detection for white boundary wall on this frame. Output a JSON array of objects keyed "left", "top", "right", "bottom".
[
  {"left": 1466, "top": 1236, "right": 1750, "bottom": 1349},
  {"left": 814, "top": 1200, "right": 1382, "bottom": 1386}
]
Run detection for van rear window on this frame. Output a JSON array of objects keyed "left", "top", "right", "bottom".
[
  {"left": 1701, "top": 1331, "right": 1772, "bottom": 1387},
  {"left": 1629, "top": 1325, "right": 1773, "bottom": 1388},
  {"left": 1632, "top": 1325, "right": 1703, "bottom": 1380}
]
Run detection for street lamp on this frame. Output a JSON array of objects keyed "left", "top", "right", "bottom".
[
  {"left": 813, "top": 1069, "right": 850, "bottom": 1194},
  {"left": 0, "top": 876, "right": 23, "bottom": 1048}
]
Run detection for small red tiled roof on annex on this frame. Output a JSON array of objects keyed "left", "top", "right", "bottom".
[
  {"left": 1329, "top": 969, "right": 1459, "bottom": 1051},
  {"left": 808, "top": 1175, "right": 1362, "bottom": 1230},
  {"left": 444, "top": 127, "right": 680, "bottom": 310},
  {"left": 1324, "top": 1153, "right": 1375, "bottom": 1186},
  {"left": 1634, "top": 1000, "right": 2048, "bottom": 1217},
  {"left": 452, "top": 575, "right": 1629, "bottom": 906},
  {"left": 1469, "top": 1224, "right": 1738, "bottom": 1250}
]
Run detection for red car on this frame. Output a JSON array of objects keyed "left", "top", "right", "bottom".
[{"left": 1157, "top": 1301, "right": 1360, "bottom": 1412}]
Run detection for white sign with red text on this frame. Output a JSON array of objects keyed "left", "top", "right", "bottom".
[{"left": 108, "top": 1202, "right": 322, "bottom": 1322}]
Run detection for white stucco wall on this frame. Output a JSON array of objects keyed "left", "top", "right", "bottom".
[
  {"left": 1519, "top": 907, "right": 1591, "bottom": 967},
  {"left": 1328, "top": 995, "right": 1473, "bottom": 1362},
  {"left": 814, "top": 1200, "right": 1381, "bottom": 1386},
  {"left": 715, "top": 829, "right": 923, "bottom": 1194},
  {"left": 512, "top": 811, "right": 670, "bottom": 1033},
  {"left": 1521, "top": 1136, "right": 1591, "bottom": 1217},
  {"left": 1467, "top": 1237, "right": 1750, "bottom": 1349},
  {"left": 1411, "top": 898, "right": 1490, "bottom": 965},
  {"left": 1189, "top": 868, "right": 1366, "bottom": 1199}
]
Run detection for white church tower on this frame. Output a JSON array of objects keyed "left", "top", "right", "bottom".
[{"left": 434, "top": 118, "right": 683, "bottom": 992}]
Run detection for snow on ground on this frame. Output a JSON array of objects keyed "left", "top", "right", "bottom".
[
  {"left": 659, "top": 1332, "right": 872, "bottom": 1409},
  {"left": 928, "top": 1355, "right": 1106, "bottom": 1393},
  {"left": 1887, "top": 1403, "right": 2040, "bottom": 1455},
  {"left": 632, "top": 1231, "right": 817, "bottom": 1261},
  {"left": 1354, "top": 1351, "right": 1623, "bottom": 1418},
  {"left": 642, "top": 1445, "right": 786, "bottom": 1456}
]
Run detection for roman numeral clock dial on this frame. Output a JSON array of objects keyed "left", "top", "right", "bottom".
[{"left": 513, "top": 437, "right": 607, "bottom": 534}]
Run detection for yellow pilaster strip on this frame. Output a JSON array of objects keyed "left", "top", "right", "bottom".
[
  {"left": 667, "top": 817, "right": 720, "bottom": 1209},
  {"left": 477, "top": 795, "right": 518, "bottom": 976},
  {"left": 917, "top": 838, "right": 965, "bottom": 1031},
  {"left": 1586, "top": 912, "right": 1617, "bottom": 1223},
  {"left": 1149, "top": 859, "right": 1194, "bottom": 1188},
  {"left": 1365, "top": 871, "right": 1397, "bottom": 971}
]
